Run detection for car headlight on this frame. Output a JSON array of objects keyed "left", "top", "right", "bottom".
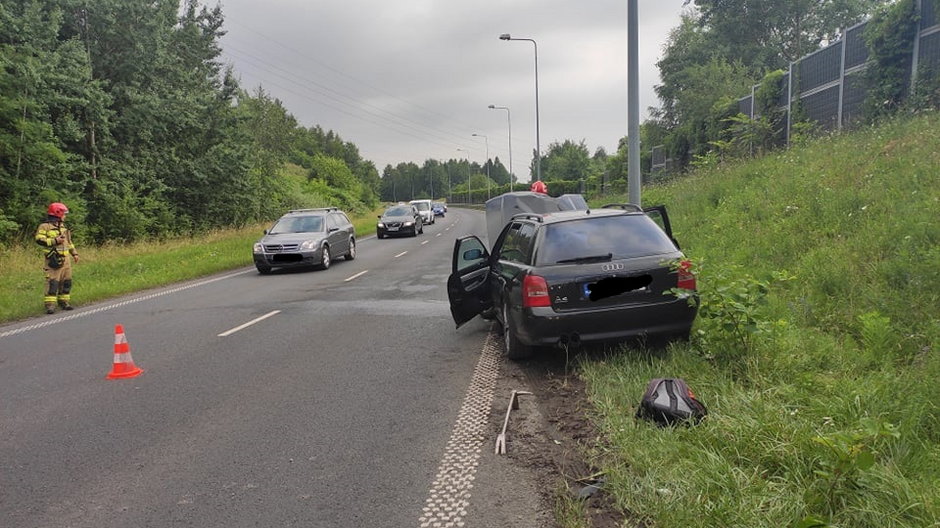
[
  {"left": 404, "top": 221, "right": 414, "bottom": 226},
  {"left": 300, "top": 240, "right": 319, "bottom": 250},
  {"left": 377, "top": 222, "right": 385, "bottom": 228},
  {"left": 253, "top": 243, "right": 263, "bottom": 253}
]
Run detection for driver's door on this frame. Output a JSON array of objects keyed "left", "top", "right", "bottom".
[{"left": 446, "top": 236, "right": 493, "bottom": 328}]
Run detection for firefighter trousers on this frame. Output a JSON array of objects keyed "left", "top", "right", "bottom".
[{"left": 43, "top": 260, "right": 73, "bottom": 306}]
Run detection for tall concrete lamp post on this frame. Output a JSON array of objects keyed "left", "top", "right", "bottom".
[
  {"left": 499, "top": 33, "right": 541, "bottom": 182},
  {"left": 488, "top": 104, "right": 513, "bottom": 191}
]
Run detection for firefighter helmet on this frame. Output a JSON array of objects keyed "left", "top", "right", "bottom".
[
  {"left": 48, "top": 202, "right": 69, "bottom": 218},
  {"left": 530, "top": 180, "right": 548, "bottom": 194}
]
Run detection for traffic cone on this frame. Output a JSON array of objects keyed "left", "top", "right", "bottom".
[{"left": 106, "top": 324, "right": 143, "bottom": 379}]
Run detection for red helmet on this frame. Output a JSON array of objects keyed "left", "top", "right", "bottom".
[
  {"left": 48, "top": 202, "right": 69, "bottom": 218},
  {"left": 530, "top": 180, "right": 548, "bottom": 194}
]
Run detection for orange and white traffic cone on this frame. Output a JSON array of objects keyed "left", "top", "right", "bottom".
[{"left": 106, "top": 324, "right": 143, "bottom": 379}]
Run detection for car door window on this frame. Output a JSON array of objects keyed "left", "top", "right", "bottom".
[{"left": 498, "top": 222, "right": 535, "bottom": 264}]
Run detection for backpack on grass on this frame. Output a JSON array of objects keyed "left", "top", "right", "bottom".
[{"left": 636, "top": 378, "right": 707, "bottom": 426}]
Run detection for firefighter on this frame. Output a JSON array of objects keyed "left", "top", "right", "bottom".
[{"left": 35, "top": 202, "right": 80, "bottom": 314}]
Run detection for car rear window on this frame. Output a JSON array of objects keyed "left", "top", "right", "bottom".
[
  {"left": 413, "top": 202, "right": 430, "bottom": 211},
  {"left": 535, "top": 215, "right": 677, "bottom": 265}
]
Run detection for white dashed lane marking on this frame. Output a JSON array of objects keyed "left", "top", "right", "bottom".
[
  {"left": 418, "top": 330, "right": 501, "bottom": 528},
  {"left": 218, "top": 310, "right": 280, "bottom": 337},
  {"left": 394, "top": 251, "right": 408, "bottom": 258},
  {"left": 344, "top": 270, "right": 369, "bottom": 282},
  {"left": 421, "top": 241, "right": 429, "bottom": 245}
]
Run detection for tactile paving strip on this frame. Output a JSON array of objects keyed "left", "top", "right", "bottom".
[{"left": 418, "top": 330, "right": 501, "bottom": 528}]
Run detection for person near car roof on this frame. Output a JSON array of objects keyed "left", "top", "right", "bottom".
[
  {"left": 35, "top": 202, "right": 79, "bottom": 314},
  {"left": 530, "top": 180, "right": 548, "bottom": 194}
]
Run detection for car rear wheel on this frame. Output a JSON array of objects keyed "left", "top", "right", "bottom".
[
  {"left": 319, "top": 246, "right": 331, "bottom": 270},
  {"left": 345, "top": 238, "right": 356, "bottom": 260},
  {"left": 502, "top": 302, "right": 533, "bottom": 360}
]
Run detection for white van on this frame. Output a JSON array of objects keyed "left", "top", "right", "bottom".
[{"left": 409, "top": 199, "right": 435, "bottom": 225}]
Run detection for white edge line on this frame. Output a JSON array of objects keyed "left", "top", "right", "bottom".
[
  {"left": 394, "top": 251, "right": 408, "bottom": 258},
  {"left": 218, "top": 310, "right": 281, "bottom": 337},
  {"left": 0, "top": 269, "right": 253, "bottom": 340},
  {"left": 344, "top": 270, "right": 369, "bottom": 282}
]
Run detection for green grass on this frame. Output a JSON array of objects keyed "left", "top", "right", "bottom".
[
  {"left": 568, "top": 113, "right": 940, "bottom": 527},
  {"left": 0, "top": 206, "right": 385, "bottom": 322}
]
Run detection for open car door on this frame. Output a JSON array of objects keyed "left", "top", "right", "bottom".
[
  {"left": 643, "top": 205, "right": 679, "bottom": 249},
  {"left": 446, "top": 236, "right": 493, "bottom": 328}
]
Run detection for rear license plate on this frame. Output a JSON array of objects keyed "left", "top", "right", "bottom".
[
  {"left": 387, "top": 227, "right": 399, "bottom": 231},
  {"left": 584, "top": 275, "right": 653, "bottom": 301}
]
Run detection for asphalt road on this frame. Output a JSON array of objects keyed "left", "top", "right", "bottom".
[{"left": 0, "top": 207, "right": 526, "bottom": 528}]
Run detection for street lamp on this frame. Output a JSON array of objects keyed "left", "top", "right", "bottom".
[
  {"left": 499, "top": 33, "right": 541, "bottom": 182},
  {"left": 471, "top": 133, "right": 490, "bottom": 200},
  {"left": 456, "top": 148, "right": 471, "bottom": 204},
  {"left": 488, "top": 104, "right": 513, "bottom": 191}
]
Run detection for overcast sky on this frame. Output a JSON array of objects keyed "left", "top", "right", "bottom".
[{"left": 215, "top": 0, "right": 689, "bottom": 182}]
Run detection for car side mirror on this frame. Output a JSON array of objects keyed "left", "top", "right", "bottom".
[
  {"left": 263, "top": 229, "right": 268, "bottom": 235},
  {"left": 377, "top": 215, "right": 382, "bottom": 219},
  {"left": 463, "top": 248, "right": 483, "bottom": 261}
]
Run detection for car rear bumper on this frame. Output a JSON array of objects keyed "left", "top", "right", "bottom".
[{"left": 514, "top": 298, "right": 697, "bottom": 347}]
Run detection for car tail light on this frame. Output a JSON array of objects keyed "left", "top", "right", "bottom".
[
  {"left": 677, "top": 259, "right": 696, "bottom": 290},
  {"left": 522, "top": 274, "right": 552, "bottom": 308}
]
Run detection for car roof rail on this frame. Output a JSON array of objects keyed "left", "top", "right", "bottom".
[
  {"left": 287, "top": 207, "right": 338, "bottom": 214},
  {"left": 510, "top": 213, "right": 544, "bottom": 223},
  {"left": 600, "top": 203, "right": 642, "bottom": 212}
]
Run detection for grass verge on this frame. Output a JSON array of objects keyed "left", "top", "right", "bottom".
[
  {"left": 0, "top": 206, "right": 385, "bottom": 323},
  {"left": 572, "top": 113, "right": 940, "bottom": 527}
]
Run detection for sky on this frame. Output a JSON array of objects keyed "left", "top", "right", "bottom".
[{"left": 215, "top": 0, "right": 689, "bottom": 182}]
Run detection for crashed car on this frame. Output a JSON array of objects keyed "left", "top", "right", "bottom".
[{"left": 447, "top": 193, "right": 697, "bottom": 359}]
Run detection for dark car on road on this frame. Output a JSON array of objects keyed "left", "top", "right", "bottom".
[
  {"left": 377, "top": 204, "right": 423, "bottom": 238},
  {"left": 252, "top": 207, "right": 356, "bottom": 274},
  {"left": 446, "top": 204, "right": 697, "bottom": 359}
]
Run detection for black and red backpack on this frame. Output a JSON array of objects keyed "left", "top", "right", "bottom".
[{"left": 635, "top": 378, "right": 707, "bottom": 426}]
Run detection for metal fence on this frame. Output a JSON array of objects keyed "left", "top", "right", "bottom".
[{"left": 652, "top": 0, "right": 940, "bottom": 169}]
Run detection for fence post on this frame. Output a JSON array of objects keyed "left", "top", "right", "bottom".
[
  {"left": 786, "top": 61, "right": 794, "bottom": 146},
  {"left": 838, "top": 29, "right": 847, "bottom": 130}
]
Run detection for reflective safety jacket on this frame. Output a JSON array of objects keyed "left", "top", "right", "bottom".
[{"left": 35, "top": 216, "right": 76, "bottom": 256}]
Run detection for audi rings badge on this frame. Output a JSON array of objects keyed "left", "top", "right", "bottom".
[{"left": 601, "top": 263, "right": 625, "bottom": 272}]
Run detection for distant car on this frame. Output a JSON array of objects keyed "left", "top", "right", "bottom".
[
  {"left": 377, "top": 204, "right": 423, "bottom": 238},
  {"left": 410, "top": 199, "right": 434, "bottom": 225},
  {"left": 432, "top": 202, "right": 446, "bottom": 217},
  {"left": 446, "top": 204, "right": 697, "bottom": 359},
  {"left": 252, "top": 207, "right": 356, "bottom": 274}
]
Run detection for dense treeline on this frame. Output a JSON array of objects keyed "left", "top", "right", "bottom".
[{"left": 0, "top": 0, "right": 377, "bottom": 246}]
